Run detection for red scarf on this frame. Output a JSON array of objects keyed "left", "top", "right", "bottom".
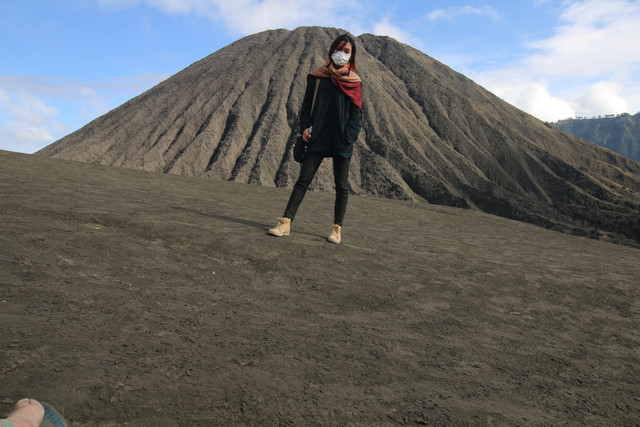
[{"left": 309, "top": 63, "right": 363, "bottom": 110}]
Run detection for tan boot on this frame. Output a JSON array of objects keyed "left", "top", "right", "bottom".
[
  {"left": 327, "top": 224, "right": 341, "bottom": 244},
  {"left": 268, "top": 217, "right": 291, "bottom": 237}
]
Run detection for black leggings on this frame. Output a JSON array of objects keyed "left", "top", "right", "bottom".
[{"left": 283, "top": 152, "right": 351, "bottom": 226}]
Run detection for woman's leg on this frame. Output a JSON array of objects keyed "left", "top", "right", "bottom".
[
  {"left": 332, "top": 156, "right": 351, "bottom": 226},
  {"left": 283, "top": 152, "right": 324, "bottom": 221}
]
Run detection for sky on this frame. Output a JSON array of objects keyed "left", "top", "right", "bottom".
[{"left": 2, "top": 0, "right": 640, "bottom": 154}]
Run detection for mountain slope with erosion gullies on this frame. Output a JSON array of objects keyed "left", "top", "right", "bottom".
[{"left": 38, "top": 27, "right": 640, "bottom": 246}]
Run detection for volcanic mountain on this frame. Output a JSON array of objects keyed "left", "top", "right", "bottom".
[{"left": 38, "top": 27, "right": 640, "bottom": 245}]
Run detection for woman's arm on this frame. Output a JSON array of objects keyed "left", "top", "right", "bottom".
[
  {"left": 344, "top": 103, "right": 362, "bottom": 144},
  {"left": 299, "top": 76, "right": 317, "bottom": 134}
]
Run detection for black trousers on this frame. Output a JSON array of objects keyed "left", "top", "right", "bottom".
[{"left": 283, "top": 152, "right": 351, "bottom": 226}]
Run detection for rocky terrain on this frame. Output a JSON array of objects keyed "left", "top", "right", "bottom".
[
  {"left": 38, "top": 27, "right": 640, "bottom": 246},
  {"left": 1, "top": 150, "right": 639, "bottom": 425}
]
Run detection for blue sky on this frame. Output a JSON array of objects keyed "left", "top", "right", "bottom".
[{"left": 2, "top": 0, "right": 639, "bottom": 153}]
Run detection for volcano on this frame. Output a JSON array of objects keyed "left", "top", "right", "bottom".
[{"left": 38, "top": 27, "right": 640, "bottom": 245}]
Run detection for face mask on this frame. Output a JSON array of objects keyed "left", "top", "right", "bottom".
[{"left": 331, "top": 50, "right": 351, "bottom": 66}]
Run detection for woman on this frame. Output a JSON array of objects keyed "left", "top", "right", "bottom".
[{"left": 268, "top": 33, "right": 363, "bottom": 244}]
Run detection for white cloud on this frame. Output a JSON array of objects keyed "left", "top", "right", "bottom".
[
  {"left": 98, "top": 0, "right": 363, "bottom": 35},
  {"left": 212, "top": 0, "right": 319, "bottom": 34},
  {"left": 0, "top": 89, "right": 61, "bottom": 153},
  {"left": 471, "top": 71, "right": 575, "bottom": 122},
  {"left": 468, "top": 0, "right": 640, "bottom": 121},
  {"left": 373, "top": 18, "right": 421, "bottom": 47},
  {"left": 525, "top": 0, "right": 640, "bottom": 78},
  {"left": 575, "top": 81, "right": 628, "bottom": 116},
  {"left": 0, "top": 74, "right": 167, "bottom": 153},
  {"left": 511, "top": 83, "right": 576, "bottom": 122},
  {"left": 426, "top": 5, "right": 500, "bottom": 22},
  {"left": 126, "top": 0, "right": 417, "bottom": 47},
  {"left": 473, "top": 66, "right": 634, "bottom": 122}
]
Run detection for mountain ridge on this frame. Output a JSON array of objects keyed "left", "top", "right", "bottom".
[
  {"left": 550, "top": 112, "right": 640, "bottom": 163},
  {"left": 37, "top": 27, "right": 640, "bottom": 246}
]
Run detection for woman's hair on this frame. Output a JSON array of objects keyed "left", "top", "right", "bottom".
[{"left": 328, "top": 33, "right": 357, "bottom": 70}]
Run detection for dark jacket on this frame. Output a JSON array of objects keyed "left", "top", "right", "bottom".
[{"left": 300, "top": 76, "right": 362, "bottom": 158}]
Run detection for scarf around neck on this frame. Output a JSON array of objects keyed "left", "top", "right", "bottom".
[{"left": 309, "top": 63, "right": 363, "bottom": 109}]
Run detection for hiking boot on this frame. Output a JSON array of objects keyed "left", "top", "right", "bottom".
[
  {"left": 268, "top": 217, "right": 291, "bottom": 237},
  {"left": 327, "top": 224, "right": 341, "bottom": 244}
]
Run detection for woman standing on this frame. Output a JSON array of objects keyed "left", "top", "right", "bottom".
[{"left": 268, "top": 34, "right": 363, "bottom": 244}]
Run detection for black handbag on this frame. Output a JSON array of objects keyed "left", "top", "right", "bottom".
[
  {"left": 294, "top": 79, "right": 320, "bottom": 163},
  {"left": 293, "top": 135, "right": 306, "bottom": 163}
]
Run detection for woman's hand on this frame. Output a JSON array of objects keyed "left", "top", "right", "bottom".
[{"left": 302, "top": 127, "right": 312, "bottom": 143}]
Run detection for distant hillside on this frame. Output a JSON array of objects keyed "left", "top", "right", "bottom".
[{"left": 551, "top": 113, "right": 640, "bottom": 163}]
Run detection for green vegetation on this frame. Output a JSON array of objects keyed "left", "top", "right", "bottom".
[{"left": 550, "top": 113, "right": 640, "bottom": 163}]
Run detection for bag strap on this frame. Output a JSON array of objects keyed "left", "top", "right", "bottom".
[{"left": 310, "top": 78, "right": 320, "bottom": 117}]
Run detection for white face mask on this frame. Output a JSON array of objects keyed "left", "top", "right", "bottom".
[{"left": 331, "top": 50, "right": 351, "bottom": 66}]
